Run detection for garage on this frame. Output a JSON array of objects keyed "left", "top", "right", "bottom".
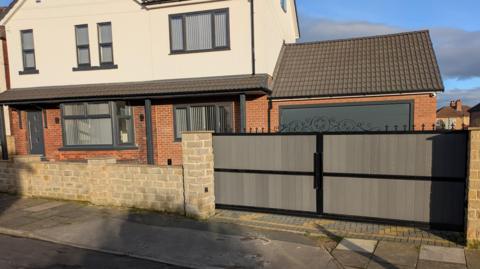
[{"left": 279, "top": 101, "right": 413, "bottom": 132}]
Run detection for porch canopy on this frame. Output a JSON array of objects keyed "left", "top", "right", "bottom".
[{"left": 0, "top": 74, "right": 271, "bottom": 105}]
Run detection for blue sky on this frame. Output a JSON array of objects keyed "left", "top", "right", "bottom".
[
  {"left": 297, "top": 0, "right": 480, "bottom": 107},
  {"left": 1, "top": 0, "right": 479, "bottom": 107}
]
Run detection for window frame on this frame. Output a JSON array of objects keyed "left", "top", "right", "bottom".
[
  {"left": 97, "top": 22, "right": 115, "bottom": 66},
  {"left": 280, "top": 0, "right": 288, "bottom": 13},
  {"left": 19, "top": 29, "right": 39, "bottom": 75},
  {"left": 74, "top": 24, "right": 91, "bottom": 68},
  {"left": 173, "top": 102, "right": 234, "bottom": 141},
  {"left": 168, "top": 8, "right": 230, "bottom": 54},
  {"left": 60, "top": 101, "right": 136, "bottom": 150}
]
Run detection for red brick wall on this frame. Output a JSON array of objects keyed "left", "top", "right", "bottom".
[
  {"left": 267, "top": 94, "right": 437, "bottom": 131},
  {"left": 153, "top": 97, "right": 239, "bottom": 166},
  {"left": 10, "top": 105, "right": 147, "bottom": 163},
  {"left": 8, "top": 93, "right": 437, "bottom": 164},
  {"left": 245, "top": 95, "right": 269, "bottom": 132},
  {"left": 9, "top": 109, "right": 28, "bottom": 155}
]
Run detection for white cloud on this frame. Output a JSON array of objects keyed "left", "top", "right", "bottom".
[
  {"left": 299, "top": 18, "right": 480, "bottom": 80},
  {"left": 437, "top": 88, "right": 480, "bottom": 107}
]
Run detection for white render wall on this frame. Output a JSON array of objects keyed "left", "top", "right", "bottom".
[{"left": 2, "top": 0, "right": 298, "bottom": 89}]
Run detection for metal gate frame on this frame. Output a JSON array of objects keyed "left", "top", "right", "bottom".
[{"left": 214, "top": 130, "right": 468, "bottom": 231}]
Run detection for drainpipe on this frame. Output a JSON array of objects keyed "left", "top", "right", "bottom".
[
  {"left": 250, "top": 0, "right": 256, "bottom": 75},
  {"left": 267, "top": 98, "right": 272, "bottom": 133},
  {"left": 0, "top": 105, "right": 8, "bottom": 160},
  {"left": 240, "top": 94, "right": 246, "bottom": 133},
  {"left": 144, "top": 99, "right": 155, "bottom": 165}
]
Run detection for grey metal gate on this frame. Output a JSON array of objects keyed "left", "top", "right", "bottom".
[
  {"left": 213, "top": 134, "right": 319, "bottom": 213},
  {"left": 322, "top": 132, "right": 467, "bottom": 230},
  {"left": 213, "top": 131, "right": 468, "bottom": 230}
]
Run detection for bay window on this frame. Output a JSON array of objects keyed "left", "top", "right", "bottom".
[
  {"left": 61, "top": 101, "right": 134, "bottom": 148},
  {"left": 174, "top": 103, "right": 233, "bottom": 140}
]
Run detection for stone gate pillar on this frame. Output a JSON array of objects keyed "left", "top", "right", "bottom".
[
  {"left": 182, "top": 131, "right": 215, "bottom": 219},
  {"left": 467, "top": 128, "right": 480, "bottom": 246}
]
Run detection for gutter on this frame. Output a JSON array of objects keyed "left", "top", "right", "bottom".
[{"left": 0, "top": 88, "right": 271, "bottom": 106}]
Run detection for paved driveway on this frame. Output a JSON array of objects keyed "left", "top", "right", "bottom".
[{"left": 0, "top": 194, "right": 478, "bottom": 268}]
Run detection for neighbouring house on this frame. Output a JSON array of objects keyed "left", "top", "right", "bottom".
[
  {"left": 470, "top": 103, "right": 480, "bottom": 127},
  {"left": 0, "top": 0, "right": 443, "bottom": 165},
  {"left": 436, "top": 100, "right": 470, "bottom": 129}
]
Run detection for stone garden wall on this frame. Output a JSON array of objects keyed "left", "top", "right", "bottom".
[{"left": 0, "top": 132, "right": 215, "bottom": 219}]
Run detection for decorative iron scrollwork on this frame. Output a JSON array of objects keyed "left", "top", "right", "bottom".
[{"left": 280, "top": 116, "right": 382, "bottom": 132}]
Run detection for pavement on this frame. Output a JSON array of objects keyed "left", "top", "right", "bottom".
[
  {"left": 0, "top": 233, "right": 182, "bottom": 269},
  {"left": 0, "top": 194, "right": 478, "bottom": 269}
]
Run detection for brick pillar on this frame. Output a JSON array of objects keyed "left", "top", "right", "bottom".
[
  {"left": 182, "top": 131, "right": 215, "bottom": 219},
  {"left": 467, "top": 128, "right": 480, "bottom": 246}
]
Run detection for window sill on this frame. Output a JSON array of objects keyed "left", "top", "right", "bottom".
[
  {"left": 72, "top": 64, "right": 118, "bottom": 72},
  {"left": 19, "top": 69, "right": 39, "bottom": 75},
  {"left": 170, "top": 47, "right": 230, "bottom": 55},
  {"left": 59, "top": 145, "right": 138, "bottom": 151}
]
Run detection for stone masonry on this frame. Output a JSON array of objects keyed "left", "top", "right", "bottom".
[
  {"left": 182, "top": 131, "right": 215, "bottom": 219},
  {"left": 0, "top": 132, "right": 216, "bottom": 219},
  {"left": 468, "top": 128, "right": 480, "bottom": 246}
]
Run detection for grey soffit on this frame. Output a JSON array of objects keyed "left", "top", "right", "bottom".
[
  {"left": 0, "top": 74, "right": 272, "bottom": 104},
  {"left": 272, "top": 30, "right": 444, "bottom": 98}
]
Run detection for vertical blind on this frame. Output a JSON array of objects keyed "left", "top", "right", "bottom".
[
  {"left": 98, "top": 23, "right": 113, "bottom": 64},
  {"left": 174, "top": 104, "right": 232, "bottom": 139},
  {"left": 170, "top": 9, "right": 229, "bottom": 52},
  {"left": 170, "top": 17, "right": 184, "bottom": 51},
  {"left": 75, "top": 25, "right": 90, "bottom": 65},
  {"left": 21, "top": 30, "right": 35, "bottom": 69},
  {"left": 62, "top": 102, "right": 134, "bottom": 147}
]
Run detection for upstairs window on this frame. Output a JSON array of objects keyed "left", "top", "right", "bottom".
[
  {"left": 98, "top": 22, "right": 114, "bottom": 65},
  {"left": 281, "top": 0, "right": 287, "bottom": 12},
  {"left": 20, "top": 30, "right": 38, "bottom": 73},
  {"left": 75, "top": 25, "right": 91, "bottom": 67},
  {"left": 169, "top": 9, "right": 229, "bottom": 53},
  {"left": 174, "top": 103, "right": 233, "bottom": 140}
]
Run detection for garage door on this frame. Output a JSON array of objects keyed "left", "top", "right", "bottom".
[{"left": 280, "top": 101, "right": 413, "bottom": 132}]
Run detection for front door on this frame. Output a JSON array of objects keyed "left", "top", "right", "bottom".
[{"left": 27, "top": 111, "right": 45, "bottom": 155}]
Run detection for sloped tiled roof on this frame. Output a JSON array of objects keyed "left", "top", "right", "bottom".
[
  {"left": 0, "top": 74, "right": 271, "bottom": 104},
  {"left": 437, "top": 105, "right": 470, "bottom": 118},
  {"left": 272, "top": 30, "right": 444, "bottom": 98},
  {"left": 469, "top": 103, "right": 480, "bottom": 113}
]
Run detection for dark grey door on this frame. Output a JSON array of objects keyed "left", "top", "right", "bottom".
[
  {"left": 27, "top": 111, "right": 45, "bottom": 155},
  {"left": 280, "top": 101, "right": 413, "bottom": 132}
]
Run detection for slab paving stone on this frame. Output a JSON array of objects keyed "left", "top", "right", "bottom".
[
  {"left": 332, "top": 249, "right": 372, "bottom": 269},
  {"left": 417, "top": 260, "right": 467, "bottom": 269},
  {"left": 336, "top": 238, "right": 378, "bottom": 253},
  {"left": 419, "top": 245, "right": 466, "bottom": 265},
  {"left": 23, "top": 201, "right": 65, "bottom": 212},
  {"left": 465, "top": 249, "right": 480, "bottom": 269},
  {"left": 371, "top": 241, "right": 418, "bottom": 267}
]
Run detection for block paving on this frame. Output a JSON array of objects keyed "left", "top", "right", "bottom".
[{"left": 213, "top": 209, "right": 466, "bottom": 247}]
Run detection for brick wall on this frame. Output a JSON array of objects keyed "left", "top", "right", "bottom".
[
  {"left": 153, "top": 97, "right": 238, "bottom": 166},
  {"left": 266, "top": 93, "right": 437, "bottom": 131},
  {"left": 0, "top": 131, "right": 215, "bottom": 219},
  {"left": 8, "top": 93, "right": 436, "bottom": 164}
]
